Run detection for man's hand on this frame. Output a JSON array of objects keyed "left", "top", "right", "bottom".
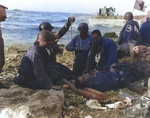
[
  {"left": 51, "top": 86, "right": 62, "bottom": 90},
  {"left": 65, "top": 16, "right": 75, "bottom": 28},
  {"left": 68, "top": 16, "right": 75, "bottom": 24}
]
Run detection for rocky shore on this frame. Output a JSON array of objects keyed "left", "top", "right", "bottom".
[{"left": 0, "top": 45, "right": 150, "bottom": 118}]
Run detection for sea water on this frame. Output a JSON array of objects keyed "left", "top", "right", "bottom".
[{"left": 1, "top": 9, "right": 123, "bottom": 48}]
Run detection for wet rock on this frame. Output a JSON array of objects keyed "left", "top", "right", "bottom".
[
  {"left": 103, "top": 32, "right": 118, "bottom": 38},
  {"left": 0, "top": 85, "right": 64, "bottom": 118}
]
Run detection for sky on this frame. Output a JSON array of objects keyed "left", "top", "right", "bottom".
[{"left": 1, "top": 0, "right": 150, "bottom": 15}]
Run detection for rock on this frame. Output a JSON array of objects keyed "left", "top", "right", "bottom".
[
  {"left": 68, "top": 106, "right": 75, "bottom": 109},
  {"left": 3, "top": 73, "right": 15, "bottom": 80},
  {"left": 145, "top": 112, "right": 150, "bottom": 118},
  {"left": 103, "top": 32, "right": 118, "bottom": 38},
  {"left": 0, "top": 85, "right": 64, "bottom": 118}
]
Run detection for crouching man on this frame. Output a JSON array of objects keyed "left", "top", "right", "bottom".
[{"left": 14, "top": 30, "right": 71, "bottom": 90}]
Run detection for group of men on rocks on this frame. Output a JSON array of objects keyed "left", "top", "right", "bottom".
[{"left": 1, "top": 4, "right": 150, "bottom": 100}]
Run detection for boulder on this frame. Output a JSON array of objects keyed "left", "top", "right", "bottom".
[
  {"left": 103, "top": 32, "right": 118, "bottom": 38},
  {"left": 0, "top": 85, "right": 64, "bottom": 118}
]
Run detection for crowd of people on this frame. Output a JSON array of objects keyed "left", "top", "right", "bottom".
[{"left": 1, "top": 4, "right": 150, "bottom": 99}]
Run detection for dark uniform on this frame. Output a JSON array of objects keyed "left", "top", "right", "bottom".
[
  {"left": 14, "top": 45, "right": 72, "bottom": 90},
  {"left": 14, "top": 30, "right": 72, "bottom": 90},
  {"left": 117, "top": 12, "right": 140, "bottom": 59},
  {"left": 77, "top": 62, "right": 146, "bottom": 92},
  {"left": 86, "top": 37, "right": 118, "bottom": 71},
  {"left": 118, "top": 20, "right": 139, "bottom": 45},
  {"left": 136, "top": 21, "right": 150, "bottom": 46},
  {"left": 66, "top": 34, "right": 93, "bottom": 75}
]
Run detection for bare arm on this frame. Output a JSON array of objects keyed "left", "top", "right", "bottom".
[{"left": 62, "top": 78, "right": 108, "bottom": 102}]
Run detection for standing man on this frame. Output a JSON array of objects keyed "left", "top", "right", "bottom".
[
  {"left": 86, "top": 29, "right": 118, "bottom": 71},
  {"left": 0, "top": 4, "right": 7, "bottom": 73},
  {"left": 117, "top": 12, "right": 140, "bottom": 59},
  {"left": 66, "top": 22, "right": 93, "bottom": 76}
]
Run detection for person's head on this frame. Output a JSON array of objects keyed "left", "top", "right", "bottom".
[
  {"left": 77, "top": 22, "right": 89, "bottom": 39},
  {"left": 146, "top": 10, "right": 150, "bottom": 21},
  {"left": 124, "top": 12, "right": 133, "bottom": 21},
  {"left": 37, "top": 30, "right": 55, "bottom": 47},
  {"left": 91, "top": 29, "right": 102, "bottom": 42},
  {"left": 39, "top": 22, "right": 54, "bottom": 32}
]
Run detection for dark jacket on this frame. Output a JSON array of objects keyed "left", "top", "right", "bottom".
[
  {"left": 136, "top": 21, "right": 150, "bottom": 46},
  {"left": 118, "top": 20, "right": 140, "bottom": 45},
  {"left": 14, "top": 45, "right": 53, "bottom": 90},
  {"left": 66, "top": 34, "right": 93, "bottom": 61},
  {"left": 86, "top": 37, "right": 118, "bottom": 70},
  {"left": 86, "top": 62, "right": 145, "bottom": 92}
]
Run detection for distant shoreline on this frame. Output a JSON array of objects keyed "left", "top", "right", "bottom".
[
  {"left": 93, "top": 14, "right": 146, "bottom": 20},
  {"left": 90, "top": 15, "right": 142, "bottom": 27}
]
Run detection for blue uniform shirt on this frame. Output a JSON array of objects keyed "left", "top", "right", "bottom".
[
  {"left": 118, "top": 20, "right": 139, "bottom": 45},
  {"left": 18, "top": 46, "right": 53, "bottom": 90},
  {"left": 66, "top": 34, "right": 93, "bottom": 61},
  {"left": 138, "top": 21, "right": 150, "bottom": 46},
  {"left": 86, "top": 37, "right": 118, "bottom": 70}
]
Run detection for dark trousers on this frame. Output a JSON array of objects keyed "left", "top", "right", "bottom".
[
  {"left": 47, "top": 62, "right": 73, "bottom": 83},
  {"left": 73, "top": 60, "right": 86, "bottom": 76}
]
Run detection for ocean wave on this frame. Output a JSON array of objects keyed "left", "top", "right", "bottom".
[{"left": 2, "top": 10, "right": 123, "bottom": 47}]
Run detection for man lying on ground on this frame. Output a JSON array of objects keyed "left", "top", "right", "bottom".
[{"left": 65, "top": 62, "right": 149, "bottom": 92}]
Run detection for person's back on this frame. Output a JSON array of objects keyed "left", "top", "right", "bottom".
[
  {"left": 117, "top": 12, "right": 139, "bottom": 59},
  {"left": 18, "top": 45, "right": 52, "bottom": 89},
  {"left": 118, "top": 12, "right": 139, "bottom": 45},
  {"left": 136, "top": 12, "right": 150, "bottom": 46},
  {"left": 138, "top": 21, "right": 150, "bottom": 46}
]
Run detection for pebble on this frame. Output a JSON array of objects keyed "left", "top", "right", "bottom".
[{"left": 68, "top": 106, "right": 75, "bottom": 109}]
